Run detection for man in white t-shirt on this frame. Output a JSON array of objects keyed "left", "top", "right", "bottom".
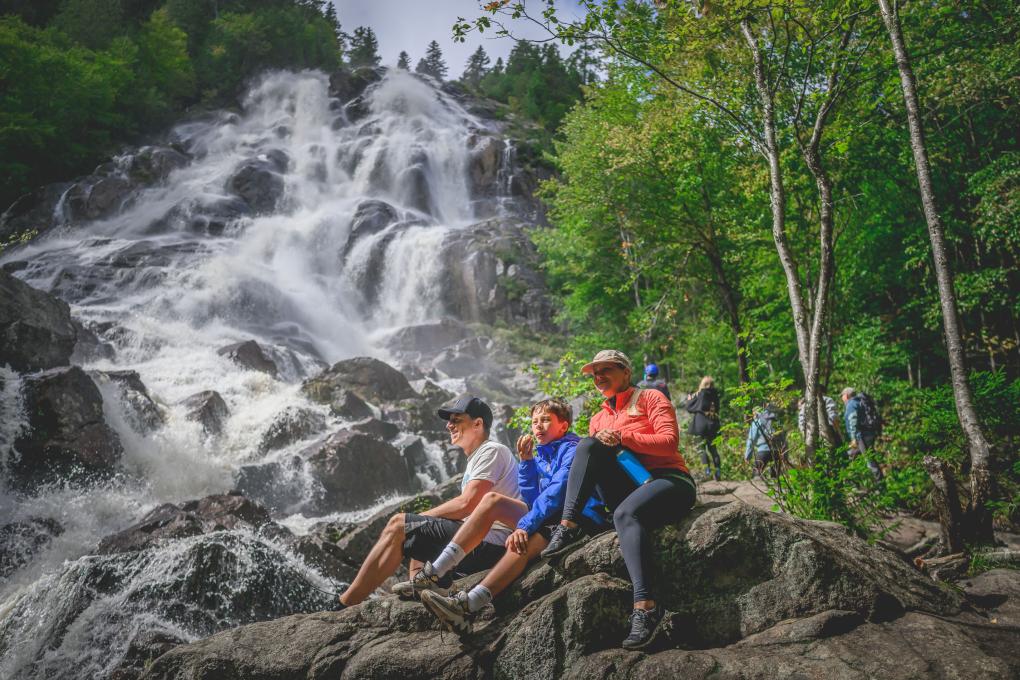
[{"left": 332, "top": 395, "right": 520, "bottom": 609}]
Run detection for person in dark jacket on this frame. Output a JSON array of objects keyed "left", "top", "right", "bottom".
[
  {"left": 638, "top": 363, "right": 671, "bottom": 400},
  {"left": 419, "top": 398, "right": 607, "bottom": 635},
  {"left": 684, "top": 376, "right": 722, "bottom": 481}
]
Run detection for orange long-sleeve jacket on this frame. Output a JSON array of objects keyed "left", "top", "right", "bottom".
[{"left": 589, "top": 386, "right": 689, "bottom": 474}]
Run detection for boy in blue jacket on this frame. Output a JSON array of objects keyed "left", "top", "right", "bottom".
[{"left": 418, "top": 398, "right": 607, "bottom": 634}]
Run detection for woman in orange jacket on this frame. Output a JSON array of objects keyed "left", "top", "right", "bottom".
[{"left": 541, "top": 349, "right": 696, "bottom": 650}]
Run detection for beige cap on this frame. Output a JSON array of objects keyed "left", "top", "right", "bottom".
[{"left": 581, "top": 349, "right": 633, "bottom": 375}]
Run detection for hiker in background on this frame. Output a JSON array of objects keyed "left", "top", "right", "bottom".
[
  {"left": 745, "top": 404, "right": 782, "bottom": 478},
  {"left": 841, "top": 388, "right": 884, "bottom": 481},
  {"left": 684, "top": 376, "right": 722, "bottom": 482},
  {"left": 638, "top": 363, "right": 671, "bottom": 400},
  {"left": 418, "top": 398, "right": 608, "bottom": 635},
  {"left": 797, "top": 389, "right": 842, "bottom": 446},
  {"left": 540, "top": 349, "right": 696, "bottom": 650}
]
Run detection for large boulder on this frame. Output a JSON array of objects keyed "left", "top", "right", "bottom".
[
  {"left": 137, "top": 501, "right": 1020, "bottom": 680},
  {"left": 302, "top": 356, "right": 417, "bottom": 406},
  {"left": 384, "top": 319, "right": 472, "bottom": 355},
  {"left": 98, "top": 492, "right": 274, "bottom": 555},
  {"left": 343, "top": 199, "right": 399, "bottom": 258},
  {"left": 257, "top": 406, "right": 327, "bottom": 453},
  {"left": 88, "top": 369, "right": 165, "bottom": 434},
  {"left": 227, "top": 151, "right": 288, "bottom": 214},
  {"left": 468, "top": 136, "right": 506, "bottom": 195},
  {"left": 7, "top": 366, "right": 123, "bottom": 491},
  {"left": 0, "top": 269, "right": 77, "bottom": 371},
  {"left": 304, "top": 429, "right": 420, "bottom": 511},
  {"left": 216, "top": 340, "right": 279, "bottom": 377},
  {"left": 328, "top": 65, "right": 383, "bottom": 103},
  {"left": 179, "top": 390, "right": 229, "bottom": 435}
]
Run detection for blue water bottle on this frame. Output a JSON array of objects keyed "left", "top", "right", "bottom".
[{"left": 616, "top": 449, "right": 653, "bottom": 485}]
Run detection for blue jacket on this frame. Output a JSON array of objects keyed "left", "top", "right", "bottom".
[
  {"left": 516, "top": 432, "right": 608, "bottom": 535},
  {"left": 844, "top": 395, "right": 873, "bottom": 442},
  {"left": 744, "top": 410, "right": 778, "bottom": 460}
]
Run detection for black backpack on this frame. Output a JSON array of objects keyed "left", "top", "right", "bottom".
[{"left": 857, "top": 393, "right": 883, "bottom": 435}]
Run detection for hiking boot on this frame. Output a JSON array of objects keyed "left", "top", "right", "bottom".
[
  {"left": 391, "top": 564, "right": 453, "bottom": 600},
  {"left": 713, "top": 469, "right": 722, "bottom": 482},
  {"left": 540, "top": 524, "right": 587, "bottom": 560},
  {"left": 621, "top": 607, "right": 662, "bottom": 650},
  {"left": 420, "top": 590, "right": 474, "bottom": 635}
]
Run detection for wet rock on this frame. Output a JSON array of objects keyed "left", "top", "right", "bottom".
[
  {"left": 185, "top": 195, "right": 250, "bottom": 235},
  {"left": 343, "top": 199, "right": 398, "bottom": 257},
  {"left": 71, "top": 319, "right": 117, "bottom": 364},
  {"left": 179, "top": 390, "right": 229, "bottom": 435},
  {"left": 127, "top": 146, "right": 190, "bottom": 184},
  {"left": 98, "top": 492, "right": 273, "bottom": 555},
  {"left": 8, "top": 366, "right": 123, "bottom": 491},
  {"left": 303, "top": 356, "right": 417, "bottom": 405},
  {"left": 399, "top": 163, "right": 434, "bottom": 215},
  {"left": 227, "top": 152, "right": 288, "bottom": 214},
  {"left": 329, "top": 65, "right": 383, "bottom": 103},
  {"left": 110, "top": 629, "right": 188, "bottom": 680},
  {"left": 349, "top": 417, "right": 400, "bottom": 441},
  {"left": 258, "top": 406, "right": 327, "bottom": 453},
  {"left": 216, "top": 340, "right": 279, "bottom": 377},
  {"left": 0, "top": 182, "right": 72, "bottom": 244},
  {"left": 234, "top": 456, "right": 313, "bottom": 515},
  {"left": 83, "top": 176, "right": 134, "bottom": 219},
  {"left": 432, "top": 337, "right": 491, "bottom": 378},
  {"left": 0, "top": 269, "right": 77, "bottom": 371},
  {"left": 380, "top": 379, "right": 455, "bottom": 442},
  {"left": 469, "top": 136, "right": 506, "bottom": 194},
  {"left": 304, "top": 429, "right": 420, "bottom": 511},
  {"left": 89, "top": 369, "right": 165, "bottom": 434},
  {"left": 0, "top": 517, "right": 63, "bottom": 579}
]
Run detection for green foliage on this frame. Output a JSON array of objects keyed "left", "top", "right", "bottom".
[
  {"left": 347, "top": 26, "right": 379, "bottom": 68},
  {"left": 508, "top": 352, "right": 602, "bottom": 436},
  {"left": 415, "top": 39, "right": 447, "bottom": 80}
]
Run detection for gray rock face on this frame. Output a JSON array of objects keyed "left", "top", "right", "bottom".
[
  {"left": 138, "top": 501, "right": 1020, "bottom": 680},
  {"left": 179, "top": 390, "right": 229, "bottom": 435},
  {"left": 98, "top": 492, "right": 273, "bottom": 555},
  {"left": 0, "top": 517, "right": 63, "bottom": 579},
  {"left": 304, "top": 429, "right": 420, "bottom": 511},
  {"left": 469, "top": 136, "right": 506, "bottom": 195},
  {"left": 384, "top": 319, "right": 472, "bottom": 354},
  {"left": 216, "top": 340, "right": 279, "bottom": 377},
  {"left": 89, "top": 369, "right": 165, "bottom": 434},
  {"left": 349, "top": 417, "right": 400, "bottom": 441},
  {"left": 126, "top": 146, "right": 189, "bottom": 184},
  {"left": 8, "top": 366, "right": 123, "bottom": 491},
  {"left": 302, "top": 356, "right": 417, "bottom": 405},
  {"left": 344, "top": 199, "right": 398, "bottom": 257},
  {"left": 0, "top": 269, "right": 77, "bottom": 371},
  {"left": 329, "top": 65, "right": 383, "bottom": 103}
]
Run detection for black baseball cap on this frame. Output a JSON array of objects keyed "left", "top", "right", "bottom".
[{"left": 437, "top": 395, "right": 493, "bottom": 430}]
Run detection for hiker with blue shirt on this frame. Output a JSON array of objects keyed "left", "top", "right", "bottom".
[
  {"left": 745, "top": 405, "right": 781, "bottom": 478},
  {"left": 638, "top": 363, "right": 671, "bottom": 400},
  {"left": 841, "top": 387, "right": 884, "bottom": 481},
  {"left": 419, "top": 398, "right": 608, "bottom": 635}
]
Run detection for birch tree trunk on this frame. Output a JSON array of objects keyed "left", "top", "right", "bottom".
[{"left": 877, "top": 0, "right": 996, "bottom": 544}]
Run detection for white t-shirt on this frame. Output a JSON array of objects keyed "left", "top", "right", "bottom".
[{"left": 461, "top": 439, "right": 520, "bottom": 544}]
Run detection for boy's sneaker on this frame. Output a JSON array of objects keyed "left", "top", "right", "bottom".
[
  {"left": 621, "top": 607, "right": 663, "bottom": 650},
  {"left": 540, "top": 524, "right": 587, "bottom": 560},
  {"left": 391, "top": 564, "right": 452, "bottom": 600},
  {"left": 420, "top": 590, "right": 474, "bottom": 635}
]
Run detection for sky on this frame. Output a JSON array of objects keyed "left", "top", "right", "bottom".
[{"left": 332, "top": 1, "right": 583, "bottom": 76}]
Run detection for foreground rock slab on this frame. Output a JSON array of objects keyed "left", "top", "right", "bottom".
[{"left": 141, "top": 503, "right": 1020, "bottom": 680}]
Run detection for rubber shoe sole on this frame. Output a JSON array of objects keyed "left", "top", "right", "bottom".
[
  {"left": 391, "top": 577, "right": 451, "bottom": 601},
  {"left": 420, "top": 590, "right": 472, "bottom": 635}
]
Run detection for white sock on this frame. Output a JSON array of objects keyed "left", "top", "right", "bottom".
[
  {"left": 466, "top": 584, "right": 492, "bottom": 613},
  {"left": 429, "top": 542, "right": 466, "bottom": 577}
]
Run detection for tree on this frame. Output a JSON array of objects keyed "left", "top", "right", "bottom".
[
  {"left": 876, "top": 0, "right": 996, "bottom": 546},
  {"left": 416, "top": 39, "right": 447, "bottom": 80},
  {"left": 461, "top": 45, "right": 490, "bottom": 88},
  {"left": 347, "top": 25, "right": 380, "bottom": 68},
  {"left": 396, "top": 50, "right": 410, "bottom": 69}
]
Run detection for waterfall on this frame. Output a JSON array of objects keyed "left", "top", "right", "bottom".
[{"left": 0, "top": 68, "right": 517, "bottom": 679}]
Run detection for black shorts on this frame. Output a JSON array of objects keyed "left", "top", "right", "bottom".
[{"left": 401, "top": 513, "right": 505, "bottom": 576}]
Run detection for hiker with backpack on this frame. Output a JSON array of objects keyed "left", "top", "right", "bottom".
[
  {"left": 539, "top": 349, "right": 697, "bottom": 650},
  {"left": 638, "top": 363, "right": 672, "bottom": 400},
  {"left": 683, "top": 376, "right": 722, "bottom": 481},
  {"left": 744, "top": 404, "right": 783, "bottom": 478},
  {"left": 841, "top": 387, "right": 884, "bottom": 481}
]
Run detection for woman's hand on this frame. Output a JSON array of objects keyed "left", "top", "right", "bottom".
[
  {"left": 516, "top": 434, "right": 535, "bottom": 460},
  {"left": 594, "top": 429, "right": 622, "bottom": 447},
  {"left": 505, "top": 528, "right": 529, "bottom": 554}
]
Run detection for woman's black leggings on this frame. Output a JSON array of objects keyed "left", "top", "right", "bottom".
[{"left": 562, "top": 437, "right": 696, "bottom": 602}]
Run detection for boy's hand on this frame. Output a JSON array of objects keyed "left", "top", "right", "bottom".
[
  {"left": 505, "top": 528, "right": 529, "bottom": 554},
  {"left": 516, "top": 434, "right": 535, "bottom": 460}
]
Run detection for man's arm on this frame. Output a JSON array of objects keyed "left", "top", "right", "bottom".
[{"left": 422, "top": 479, "right": 494, "bottom": 520}]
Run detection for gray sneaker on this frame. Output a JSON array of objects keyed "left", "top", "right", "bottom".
[
  {"left": 390, "top": 563, "right": 453, "bottom": 600},
  {"left": 420, "top": 590, "right": 473, "bottom": 635}
]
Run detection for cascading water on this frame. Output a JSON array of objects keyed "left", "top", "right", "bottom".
[{"left": 0, "top": 68, "right": 518, "bottom": 679}]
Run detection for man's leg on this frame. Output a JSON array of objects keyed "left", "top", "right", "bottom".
[
  {"left": 428, "top": 492, "right": 528, "bottom": 578},
  {"left": 340, "top": 513, "right": 408, "bottom": 606}
]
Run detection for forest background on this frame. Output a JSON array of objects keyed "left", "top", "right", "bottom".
[{"left": 1, "top": 0, "right": 1018, "bottom": 549}]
